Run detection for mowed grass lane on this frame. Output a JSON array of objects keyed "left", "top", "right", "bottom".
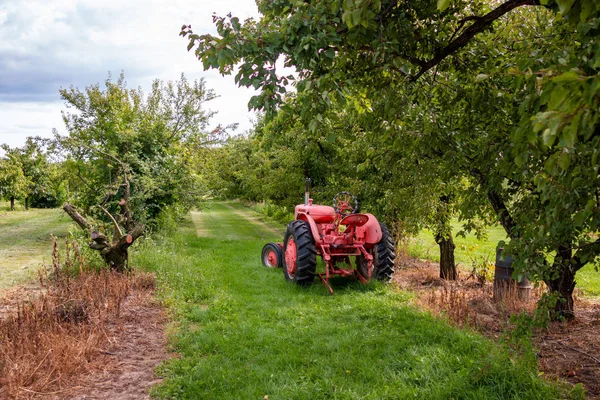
[
  {"left": 137, "top": 202, "right": 571, "bottom": 399},
  {"left": 0, "top": 208, "right": 72, "bottom": 291}
]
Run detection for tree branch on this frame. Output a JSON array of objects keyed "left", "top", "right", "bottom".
[
  {"left": 573, "top": 238, "right": 600, "bottom": 271},
  {"left": 470, "top": 169, "right": 517, "bottom": 238},
  {"left": 412, "top": 0, "right": 542, "bottom": 81},
  {"left": 63, "top": 203, "right": 92, "bottom": 232},
  {"left": 98, "top": 205, "right": 124, "bottom": 240}
]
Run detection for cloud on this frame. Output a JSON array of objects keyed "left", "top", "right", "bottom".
[{"left": 0, "top": 0, "right": 261, "bottom": 147}]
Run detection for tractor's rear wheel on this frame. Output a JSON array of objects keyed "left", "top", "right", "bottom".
[
  {"left": 283, "top": 220, "right": 316, "bottom": 285},
  {"left": 358, "top": 223, "right": 395, "bottom": 281},
  {"left": 261, "top": 242, "right": 283, "bottom": 268}
]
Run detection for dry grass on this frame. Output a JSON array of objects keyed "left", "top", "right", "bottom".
[
  {"left": 418, "top": 280, "right": 545, "bottom": 332},
  {"left": 0, "top": 237, "right": 156, "bottom": 399},
  {"left": 393, "top": 256, "right": 545, "bottom": 333}
]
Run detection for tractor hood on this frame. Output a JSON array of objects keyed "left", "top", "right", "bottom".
[{"left": 294, "top": 204, "right": 336, "bottom": 223}]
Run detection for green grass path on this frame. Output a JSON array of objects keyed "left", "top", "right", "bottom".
[
  {"left": 137, "top": 202, "right": 572, "bottom": 399},
  {"left": 0, "top": 208, "right": 72, "bottom": 291}
]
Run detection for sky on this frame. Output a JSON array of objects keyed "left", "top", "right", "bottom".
[{"left": 0, "top": 0, "right": 261, "bottom": 150}]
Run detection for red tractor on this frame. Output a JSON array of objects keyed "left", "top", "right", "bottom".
[{"left": 261, "top": 180, "right": 395, "bottom": 293}]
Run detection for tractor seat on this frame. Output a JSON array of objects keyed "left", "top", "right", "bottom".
[{"left": 340, "top": 213, "right": 369, "bottom": 227}]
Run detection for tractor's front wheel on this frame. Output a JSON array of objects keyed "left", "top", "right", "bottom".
[
  {"left": 358, "top": 223, "right": 395, "bottom": 281},
  {"left": 262, "top": 242, "right": 283, "bottom": 268},
  {"left": 283, "top": 220, "right": 316, "bottom": 285}
]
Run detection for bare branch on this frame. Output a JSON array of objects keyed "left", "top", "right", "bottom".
[{"left": 63, "top": 203, "right": 92, "bottom": 232}]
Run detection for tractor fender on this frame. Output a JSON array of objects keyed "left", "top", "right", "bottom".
[
  {"left": 296, "top": 214, "right": 322, "bottom": 245},
  {"left": 362, "top": 214, "right": 383, "bottom": 244}
]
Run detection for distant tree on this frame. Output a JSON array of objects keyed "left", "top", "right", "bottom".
[
  {"left": 0, "top": 155, "right": 27, "bottom": 211},
  {"left": 1, "top": 137, "right": 64, "bottom": 209}
]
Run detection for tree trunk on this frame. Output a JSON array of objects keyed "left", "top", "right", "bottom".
[
  {"left": 545, "top": 245, "right": 577, "bottom": 320},
  {"left": 63, "top": 202, "right": 144, "bottom": 272},
  {"left": 435, "top": 232, "right": 457, "bottom": 280},
  {"left": 10, "top": 197, "right": 14, "bottom": 211},
  {"left": 25, "top": 196, "right": 29, "bottom": 210}
]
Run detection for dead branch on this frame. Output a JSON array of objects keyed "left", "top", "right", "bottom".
[
  {"left": 556, "top": 341, "right": 600, "bottom": 365},
  {"left": 63, "top": 203, "right": 92, "bottom": 232},
  {"left": 62, "top": 166, "right": 144, "bottom": 271}
]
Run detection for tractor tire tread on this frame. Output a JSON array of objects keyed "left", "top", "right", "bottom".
[
  {"left": 284, "top": 220, "right": 316, "bottom": 285},
  {"left": 374, "top": 223, "right": 395, "bottom": 281},
  {"left": 357, "top": 222, "right": 395, "bottom": 281}
]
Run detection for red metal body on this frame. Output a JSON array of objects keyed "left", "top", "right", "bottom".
[{"left": 293, "top": 198, "right": 383, "bottom": 294}]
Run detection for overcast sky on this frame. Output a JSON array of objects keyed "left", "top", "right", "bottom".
[{"left": 0, "top": 0, "right": 261, "bottom": 150}]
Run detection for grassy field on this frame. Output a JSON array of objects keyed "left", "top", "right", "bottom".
[
  {"left": 0, "top": 205, "right": 72, "bottom": 291},
  {"left": 135, "top": 201, "right": 575, "bottom": 399},
  {"left": 408, "top": 221, "right": 600, "bottom": 298}
]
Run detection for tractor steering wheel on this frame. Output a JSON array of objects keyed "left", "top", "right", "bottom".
[{"left": 333, "top": 192, "right": 358, "bottom": 216}]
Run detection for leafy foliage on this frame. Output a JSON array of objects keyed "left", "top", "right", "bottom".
[
  {"left": 1, "top": 138, "right": 66, "bottom": 208},
  {"left": 57, "top": 72, "right": 221, "bottom": 225},
  {"left": 185, "top": 0, "right": 600, "bottom": 317},
  {"left": 0, "top": 155, "right": 27, "bottom": 209}
]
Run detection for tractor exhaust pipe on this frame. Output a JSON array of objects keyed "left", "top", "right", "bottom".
[{"left": 304, "top": 178, "right": 311, "bottom": 205}]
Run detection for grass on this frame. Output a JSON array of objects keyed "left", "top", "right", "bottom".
[
  {"left": 407, "top": 221, "right": 508, "bottom": 266},
  {"left": 0, "top": 204, "right": 72, "bottom": 291},
  {"left": 135, "top": 202, "right": 575, "bottom": 399},
  {"left": 407, "top": 220, "right": 600, "bottom": 298}
]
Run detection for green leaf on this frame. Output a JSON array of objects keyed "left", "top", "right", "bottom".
[
  {"left": 526, "top": 129, "right": 538, "bottom": 145},
  {"left": 515, "top": 152, "right": 526, "bottom": 167},
  {"left": 542, "top": 128, "right": 557, "bottom": 147},
  {"left": 559, "top": 151, "right": 571, "bottom": 170},
  {"left": 231, "top": 17, "right": 241, "bottom": 32},
  {"left": 552, "top": 70, "right": 581, "bottom": 83},
  {"left": 544, "top": 155, "right": 557, "bottom": 174},
  {"left": 573, "top": 210, "right": 588, "bottom": 227},
  {"left": 475, "top": 74, "right": 489, "bottom": 82},
  {"left": 557, "top": 0, "right": 576, "bottom": 15},
  {"left": 437, "top": 0, "right": 451, "bottom": 11},
  {"left": 580, "top": 0, "right": 594, "bottom": 21}
]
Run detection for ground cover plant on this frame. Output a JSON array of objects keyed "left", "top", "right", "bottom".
[
  {"left": 138, "top": 201, "right": 577, "bottom": 399},
  {"left": 0, "top": 205, "right": 71, "bottom": 291}
]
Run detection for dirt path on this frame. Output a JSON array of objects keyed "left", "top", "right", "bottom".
[
  {"left": 58, "top": 292, "right": 168, "bottom": 400},
  {"left": 1, "top": 276, "right": 169, "bottom": 400}
]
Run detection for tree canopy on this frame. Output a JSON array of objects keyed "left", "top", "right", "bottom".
[{"left": 183, "top": 0, "right": 600, "bottom": 318}]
